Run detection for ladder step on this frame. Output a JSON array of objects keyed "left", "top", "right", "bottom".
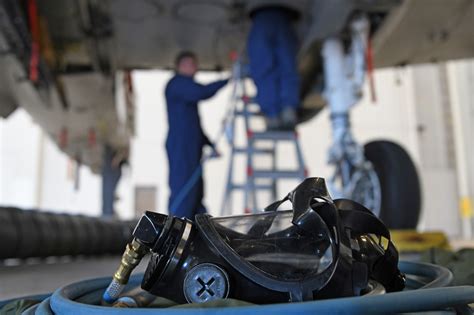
[
  {"left": 234, "top": 147, "right": 274, "bottom": 154},
  {"left": 230, "top": 184, "right": 273, "bottom": 190},
  {"left": 249, "top": 131, "right": 297, "bottom": 141},
  {"left": 252, "top": 170, "right": 304, "bottom": 179},
  {"left": 235, "top": 110, "right": 263, "bottom": 117},
  {"left": 241, "top": 96, "right": 257, "bottom": 104}
]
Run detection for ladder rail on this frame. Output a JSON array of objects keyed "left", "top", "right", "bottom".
[
  {"left": 220, "top": 59, "right": 308, "bottom": 215},
  {"left": 221, "top": 116, "right": 236, "bottom": 215},
  {"left": 221, "top": 76, "right": 245, "bottom": 215},
  {"left": 242, "top": 81, "right": 259, "bottom": 213},
  {"left": 294, "top": 134, "right": 307, "bottom": 180},
  {"left": 270, "top": 140, "right": 277, "bottom": 201}
]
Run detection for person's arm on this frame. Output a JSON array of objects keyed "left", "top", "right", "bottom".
[
  {"left": 202, "top": 132, "right": 220, "bottom": 158},
  {"left": 175, "top": 78, "right": 229, "bottom": 103}
]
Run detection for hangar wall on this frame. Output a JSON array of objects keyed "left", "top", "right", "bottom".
[
  {"left": 0, "top": 110, "right": 101, "bottom": 216},
  {"left": 411, "top": 64, "right": 460, "bottom": 236},
  {"left": 447, "top": 60, "right": 474, "bottom": 238}
]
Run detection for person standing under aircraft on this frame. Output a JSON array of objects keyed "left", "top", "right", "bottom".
[
  {"left": 165, "top": 51, "right": 228, "bottom": 219},
  {"left": 247, "top": 5, "right": 301, "bottom": 130},
  {"left": 102, "top": 145, "right": 128, "bottom": 216}
]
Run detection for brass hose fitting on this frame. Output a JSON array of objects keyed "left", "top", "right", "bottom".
[
  {"left": 114, "top": 238, "right": 149, "bottom": 284},
  {"left": 102, "top": 238, "right": 149, "bottom": 304}
]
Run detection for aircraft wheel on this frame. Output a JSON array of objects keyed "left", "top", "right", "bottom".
[{"left": 364, "top": 140, "right": 421, "bottom": 229}]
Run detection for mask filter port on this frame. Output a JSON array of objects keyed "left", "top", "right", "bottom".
[{"left": 183, "top": 263, "right": 230, "bottom": 303}]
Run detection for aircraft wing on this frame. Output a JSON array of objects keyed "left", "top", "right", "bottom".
[{"left": 0, "top": 0, "right": 472, "bottom": 170}]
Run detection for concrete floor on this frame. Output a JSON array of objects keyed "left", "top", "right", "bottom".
[{"left": 0, "top": 256, "right": 148, "bottom": 300}]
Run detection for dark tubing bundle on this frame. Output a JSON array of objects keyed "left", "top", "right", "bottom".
[{"left": 0, "top": 206, "right": 136, "bottom": 259}]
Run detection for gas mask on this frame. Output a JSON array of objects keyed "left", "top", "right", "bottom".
[{"left": 121, "top": 177, "right": 404, "bottom": 304}]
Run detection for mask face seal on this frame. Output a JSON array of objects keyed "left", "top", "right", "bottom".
[
  {"left": 210, "top": 210, "right": 334, "bottom": 280},
  {"left": 131, "top": 177, "right": 404, "bottom": 304},
  {"left": 195, "top": 207, "right": 338, "bottom": 302}
]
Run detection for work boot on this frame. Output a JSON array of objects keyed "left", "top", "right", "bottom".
[
  {"left": 280, "top": 107, "right": 297, "bottom": 130},
  {"left": 265, "top": 116, "right": 281, "bottom": 131}
]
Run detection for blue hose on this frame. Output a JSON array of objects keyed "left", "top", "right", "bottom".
[
  {"left": 26, "top": 284, "right": 474, "bottom": 315},
  {"left": 168, "top": 149, "right": 220, "bottom": 214},
  {"left": 169, "top": 164, "right": 203, "bottom": 214},
  {"left": 2, "top": 262, "right": 473, "bottom": 314},
  {"left": 399, "top": 261, "right": 453, "bottom": 289}
]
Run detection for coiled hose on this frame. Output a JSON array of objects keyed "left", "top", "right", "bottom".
[
  {"left": 400, "top": 261, "right": 453, "bottom": 289},
  {"left": 2, "top": 261, "right": 473, "bottom": 315}
]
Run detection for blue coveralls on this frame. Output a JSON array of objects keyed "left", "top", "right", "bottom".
[
  {"left": 165, "top": 74, "right": 228, "bottom": 219},
  {"left": 102, "top": 145, "right": 122, "bottom": 216},
  {"left": 247, "top": 8, "right": 300, "bottom": 118}
]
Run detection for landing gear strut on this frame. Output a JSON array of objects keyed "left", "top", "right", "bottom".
[{"left": 322, "top": 17, "right": 421, "bottom": 228}]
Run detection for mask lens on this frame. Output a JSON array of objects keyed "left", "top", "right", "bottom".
[{"left": 210, "top": 210, "right": 334, "bottom": 281}]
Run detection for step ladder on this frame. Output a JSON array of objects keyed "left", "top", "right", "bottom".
[{"left": 220, "top": 62, "right": 307, "bottom": 215}]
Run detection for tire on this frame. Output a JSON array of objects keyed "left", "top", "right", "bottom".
[{"left": 364, "top": 140, "right": 422, "bottom": 229}]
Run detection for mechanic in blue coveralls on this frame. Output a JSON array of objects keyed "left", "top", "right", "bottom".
[
  {"left": 102, "top": 145, "right": 127, "bottom": 216},
  {"left": 247, "top": 4, "right": 301, "bottom": 130},
  {"left": 165, "top": 51, "right": 228, "bottom": 219}
]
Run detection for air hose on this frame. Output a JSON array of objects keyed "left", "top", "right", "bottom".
[
  {"left": 2, "top": 261, "right": 473, "bottom": 314},
  {"left": 105, "top": 74, "right": 242, "bottom": 301},
  {"left": 399, "top": 261, "right": 453, "bottom": 289},
  {"left": 168, "top": 77, "right": 237, "bottom": 214},
  {"left": 169, "top": 60, "right": 248, "bottom": 214}
]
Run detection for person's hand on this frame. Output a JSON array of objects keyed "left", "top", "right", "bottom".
[
  {"left": 204, "top": 145, "right": 221, "bottom": 159},
  {"left": 210, "top": 148, "right": 221, "bottom": 159}
]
